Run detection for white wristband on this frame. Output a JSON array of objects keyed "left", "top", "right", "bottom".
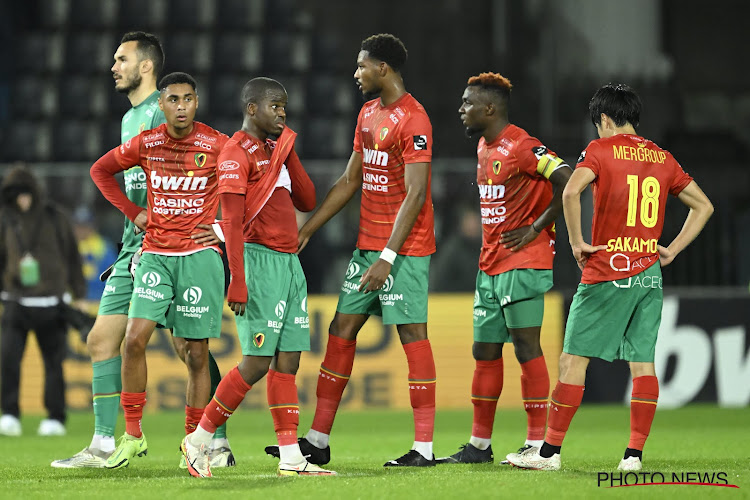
[
  {"left": 379, "top": 248, "right": 397, "bottom": 265},
  {"left": 212, "top": 221, "right": 225, "bottom": 243}
]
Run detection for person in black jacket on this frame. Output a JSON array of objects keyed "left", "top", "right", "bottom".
[{"left": 0, "top": 165, "right": 86, "bottom": 436}]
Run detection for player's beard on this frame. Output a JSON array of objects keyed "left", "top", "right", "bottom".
[
  {"left": 464, "top": 126, "right": 481, "bottom": 138},
  {"left": 117, "top": 72, "right": 142, "bottom": 95},
  {"left": 360, "top": 85, "right": 381, "bottom": 101}
]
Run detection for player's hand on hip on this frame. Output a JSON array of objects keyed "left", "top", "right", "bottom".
[
  {"left": 191, "top": 224, "right": 220, "bottom": 246},
  {"left": 228, "top": 301, "right": 246, "bottom": 316},
  {"left": 134, "top": 210, "right": 148, "bottom": 232},
  {"left": 501, "top": 225, "right": 540, "bottom": 252},
  {"left": 297, "top": 229, "right": 312, "bottom": 254},
  {"left": 359, "top": 259, "right": 391, "bottom": 293},
  {"left": 657, "top": 244, "right": 675, "bottom": 267},
  {"left": 571, "top": 242, "right": 607, "bottom": 271}
]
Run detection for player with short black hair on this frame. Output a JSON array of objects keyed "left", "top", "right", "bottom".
[
  {"left": 159, "top": 72, "right": 197, "bottom": 93},
  {"left": 180, "top": 77, "right": 335, "bottom": 478},
  {"left": 89, "top": 73, "right": 230, "bottom": 470},
  {"left": 508, "top": 83, "right": 713, "bottom": 471},
  {"left": 437, "top": 72, "right": 571, "bottom": 465},
  {"left": 119, "top": 31, "right": 165, "bottom": 88},
  {"left": 239, "top": 76, "right": 286, "bottom": 110}
]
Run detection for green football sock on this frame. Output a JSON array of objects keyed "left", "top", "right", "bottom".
[
  {"left": 208, "top": 351, "right": 227, "bottom": 439},
  {"left": 92, "top": 356, "right": 122, "bottom": 437}
]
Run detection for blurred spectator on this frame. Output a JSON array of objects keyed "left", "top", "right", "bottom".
[
  {"left": 73, "top": 206, "right": 117, "bottom": 300},
  {"left": 430, "top": 204, "right": 482, "bottom": 292},
  {"left": 0, "top": 165, "right": 85, "bottom": 437}
]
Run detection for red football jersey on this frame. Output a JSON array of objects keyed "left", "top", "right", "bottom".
[
  {"left": 217, "top": 130, "right": 301, "bottom": 253},
  {"left": 477, "top": 124, "right": 566, "bottom": 275},
  {"left": 113, "top": 122, "right": 229, "bottom": 255},
  {"left": 576, "top": 133, "right": 693, "bottom": 284},
  {"left": 353, "top": 93, "right": 436, "bottom": 256}
]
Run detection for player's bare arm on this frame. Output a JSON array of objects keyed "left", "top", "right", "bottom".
[
  {"left": 359, "top": 161, "right": 428, "bottom": 293},
  {"left": 501, "top": 165, "right": 573, "bottom": 252},
  {"left": 657, "top": 180, "right": 713, "bottom": 267},
  {"left": 298, "top": 150, "right": 363, "bottom": 253},
  {"left": 562, "top": 166, "right": 607, "bottom": 271}
]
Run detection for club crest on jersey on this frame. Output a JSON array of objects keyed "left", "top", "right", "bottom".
[
  {"left": 139, "top": 123, "right": 146, "bottom": 133},
  {"left": 380, "top": 127, "right": 389, "bottom": 141},
  {"left": 253, "top": 333, "right": 265, "bottom": 348},
  {"left": 194, "top": 152, "right": 207, "bottom": 168},
  {"left": 493, "top": 160, "right": 502, "bottom": 175}
]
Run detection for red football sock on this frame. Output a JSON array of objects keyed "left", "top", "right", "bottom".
[
  {"left": 544, "top": 382, "right": 584, "bottom": 446},
  {"left": 185, "top": 405, "right": 204, "bottom": 435},
  {"left": 268, "top": 369, "right": 300, "bottom": 446},
  {"left": 403, "top": 339, "right": 436, "bottom": 442},
  {"left": 629, "top": 376, "right": 659, "bottom": 450},
  {"left": 470, "top": 358, "right": 503, "bottom": 439},
  {"left": 311, "top": 334, "right": 356, "bottom": 435},
  {"left": 200, "top": 366, "right": 252, "bottom": 433},
  {"left": 121, "top": 391, "right": 146, "bottom": 438},
  {"left": 520, "top": 356, "right": 550, "bottom": 441}
]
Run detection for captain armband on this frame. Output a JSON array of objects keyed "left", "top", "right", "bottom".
[{"left": 536, "top": 154, "right": 568, "bottom": 179}]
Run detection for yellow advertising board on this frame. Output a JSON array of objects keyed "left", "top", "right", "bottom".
[{"left": 17, "top": 293, "right": 562, "bottom": 415}]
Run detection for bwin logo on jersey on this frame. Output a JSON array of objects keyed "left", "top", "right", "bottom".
[
  {"left": 275, "top": 300, "right": 287, "bottom": 319},
  {"left": 183, "top": 286, "right": 203, "bottom": 305},
  {"left": 346, "top": 262, "right": 360, "bottom": 280},
  {"left": 382, "top": 274, "right": 395, "bottom": 292},
  {"left": 142, "top": 272, "right": 161, "bottom": 288}
]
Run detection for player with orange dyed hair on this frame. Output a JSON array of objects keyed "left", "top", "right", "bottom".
[{"left": 437, "top": 72, "right": 572, "bottom": 465}]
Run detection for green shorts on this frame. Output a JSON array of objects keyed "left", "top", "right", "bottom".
[
  {"left": 473, "top": 269, "right": 553, "bottom": 343},
  {"left": 564, "top": 263, "right": 663, "bottom": 362},
  {"left": 129, "top": 250, "right": 224, "bottom": 339},
  {"left": 98, "top": 249, "right": 136, "bottom": 316},
  {"left": 235, "top": 243, "right": 310, "bottom": 356},
  {"left": 336, "top": 249, "right": 430, "bottom": 325}
]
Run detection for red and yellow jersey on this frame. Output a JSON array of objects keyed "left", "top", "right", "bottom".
[
  {"left": 353, "top": 93, "right": 436, "bottom": 256},
  {"left": 477, "top": 124, "right": 567, "bottom": 275},
  {"left": 113, "top": 122, "right": 229, "bottom": 255},
  {"left": 217, "top": 131, "right": 300, "bottom": 253},
  {"left": 577, "top": 134, "right": 693, "bottom": 284}
]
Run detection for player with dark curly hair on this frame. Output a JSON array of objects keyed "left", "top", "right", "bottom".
[
  {"left": 437, "top": 72, "right": 572, "bottom": 465},
  {"left": 265, "top": 33, "right": 438, "bottom": 467}
]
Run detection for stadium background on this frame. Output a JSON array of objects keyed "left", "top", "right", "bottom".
[{"left": 1, "top": 0, "right": 748, "bottom": 415}]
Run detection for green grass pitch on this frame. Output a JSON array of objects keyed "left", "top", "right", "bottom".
[{"left": 1, "top": 405, "right": 747, "bottom": 499}]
